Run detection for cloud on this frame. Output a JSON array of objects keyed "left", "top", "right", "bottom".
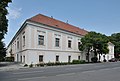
[{"left": 7, "top": 7, "right": 22, "bottom": 19}]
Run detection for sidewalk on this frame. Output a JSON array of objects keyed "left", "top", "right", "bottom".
[{"left": 0, "top": 62, "right": 28, "bottom": 71}]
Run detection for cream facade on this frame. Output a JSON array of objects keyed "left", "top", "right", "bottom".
[{"left": 7, "top": 21, "right": 85, "bottom": 64}]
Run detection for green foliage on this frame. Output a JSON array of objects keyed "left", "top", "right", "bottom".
[
  {"left": 79, "top": 60, "right": 86, "bottom": 64},
  {"left": 0, "top": 41, "right": 6, "bottom": 61},
  {"left": 72, "top": 60, "right": 86, "bottom": 64},
  {"left": 29, "top": 64, "right": 33, "bottom": 68},
  {"left": 0, "top": 0, "right": 12, "bottom": 61},
  {"left": 0, "top": 0, "right": 12, "bottom": 39},
  {"left": 79, "top": 31, "right": 109, "bottom": 62},
  {"left": 46, "top": 62, "right": 55, "bottom": 66},
  {"left": 24, "top": 64, "right": 28, "bottom": 67},
  {"left": 55, "top": 62, "right": 61, "bottom": 65},
  {"left": 91, "top": 57, "right": 98, "bottom": 63},
  {"left": 109, "top": 33, "right": 120, "bottom": 58},
  {"left": 72, "top": 60, "right": 80, "bottom": 64},
  {"left": 5, "top": 57, "right": 14, "bottom": 62},
  {"left": 46, "top": 62, "right": 68, "bottom": 66}
]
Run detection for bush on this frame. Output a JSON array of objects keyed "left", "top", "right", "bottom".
[
  {"left": 24, "top": 64, "right": 28, "bottom": 67},
  {"left": 46, "top": 62, "right": 55, "bottom": 66},
  {"left": 55, "top": 62, "right": 61, "bottom": 65},
  {"left": 29, "top": 64, "right": 33, "bottom": 68},
  {"left": 61, "top": 62, "right": 68, "bottom": 65},
  {"left": 91, "top": 57, "right": 98, "bottom": 63},
  {"left": 40, "top": 63, "right": 45, "bottom": 67},
  {"left": 5, "top": 57, "right": 14, "bottom": 62},
  {"left": 36, "top": 64, "right": 40, "bottom": 67},
  {"left": 72, "top": 60, "right": 86, "bottom": 64},
  {"left": 79, "top": 60, "right": 86, "bottom": 64},
  {"left": 72, "top": 60, "right": 80, "bottom": 64}
]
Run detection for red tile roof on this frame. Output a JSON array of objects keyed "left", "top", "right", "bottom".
[{"left": 28, "top": 14, "right": 88, "bottom": 36}]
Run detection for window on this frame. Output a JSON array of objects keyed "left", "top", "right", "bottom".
[
  {"left": 17, "top": 41, "right": 19, "bottom": 49},
  {"left": 68, "top": 40, "right": 71, "bottom": 48},
  {"left": 20, "top": 56, "right": 22, "bottom": 62},
  {"left": 78, "top": 56, "right": 80, "bottom": 60},
  {"left": 15, "top": 41, "right": 16, "bottom": 50},
  {"left": 56, "top": 55, "right": 59, "bottom": 62},
  {"left": 55, "top": 38, "right": 60, "bottom": 47},
  {"left": 38, "top": 35, "right": 44, "bottom": 45},
  {"left": 23, "top": 56, "right": 25, "bottom": 63},
  {"left": 23, "top": 36, "right": 25, "bottom": 46},
  {"left": 39, "top": 55, "right": 43, "bottom": 62},
  {"left": 78, "top": 42, "right": 81, "bottom": 49},
  {"left": 68, "top": 56, "right": 71, "bottom": 62}
]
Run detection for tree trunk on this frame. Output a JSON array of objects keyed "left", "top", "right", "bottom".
[
  {"left": 94, "top": 48, "right": 97, "bottom": 57},
  {"left": 98, "top": 54, "right": 101, "bottom": 61}
]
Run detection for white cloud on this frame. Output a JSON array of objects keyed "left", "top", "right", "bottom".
[{"left": 7, "top": 7, "right": 22, "bottom": 19}]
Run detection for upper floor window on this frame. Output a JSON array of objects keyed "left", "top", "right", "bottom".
[
  {"left": 68, "top": 40, "right": 72, "bottom": 48},
  {"left": 78, "top": 42, "right": 81, "bottom": 49},
  {"left": 55, "top": 38, "right": 60, "bottom": 47},
  {"left": 17, "top": 41, "right": 19, "bottom": 49},
  {"left": 38, "top": 35, "right": 44, "bottom": 45},
  {"left": 23, "top": 36, "right": 25, "bottom": 46}
]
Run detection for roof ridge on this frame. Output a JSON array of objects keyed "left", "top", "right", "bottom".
[{"left": 30, "top": 14, "right": 83, "bottom": 29}]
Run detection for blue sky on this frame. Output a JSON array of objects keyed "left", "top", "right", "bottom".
[{"left": 5, "top": 0, "right": 120, "bottom": 46}]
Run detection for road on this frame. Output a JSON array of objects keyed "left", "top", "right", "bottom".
[{"left": 0, "top": 62, "right": 120, "bottom": 81}]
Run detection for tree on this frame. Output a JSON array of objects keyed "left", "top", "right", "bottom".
[
  {"left": 109, "top": 33, "right": 120, "bottom": 58},
  {"left": 92, "top": 32, "right": 109, "bottom": 61},
  {"left": 0, "top": 41, "right": 6, "bottom": 61},
  {"left": 0, "top": 0, "right": 12, "bottom": 61},
  {"left": 79, "top": 31, "right": 109, "bottom": 62},
  {"left": 79, "top": 33, "right": 93, "bottom": 62}
]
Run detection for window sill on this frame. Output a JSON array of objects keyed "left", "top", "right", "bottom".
[
  {"left": 55, "top": 46, "right": 60, "bottom": 48},
  {"left": 38, "top": 45, "right": 45, "bottom": 46}
]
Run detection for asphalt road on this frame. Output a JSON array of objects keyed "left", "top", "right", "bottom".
[{"left": 0, "top": 62, "right": 120, "bottom": 81}]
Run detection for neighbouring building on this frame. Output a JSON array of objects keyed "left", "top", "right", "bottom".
[
  {"left": 98, "top": 42, "right": 115, "bottom": 62},
  {"left": 6, "top": 14, "right": 114, "bottom": 64}
]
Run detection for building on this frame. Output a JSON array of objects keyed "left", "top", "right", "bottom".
[
  {"left": 97, "top": 42, "right": 115, "bottom": 62},
  {"left": 6, "top": 14, "right": 114, "bottom": 64}
]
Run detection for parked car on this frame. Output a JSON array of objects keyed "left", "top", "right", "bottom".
[{"left": 109, "top": 58, "right": 117, "bottom": 62}]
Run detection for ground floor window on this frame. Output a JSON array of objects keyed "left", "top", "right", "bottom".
[
  {"left": 20, "top": 56, "right": 22, "bottom": 62},
  {"left": 56, "top": 55, "right": 59, "bottom": 62},
  {"left": 78, "top": 56, "right": 80, "bottom": 60},
  {"left": 23, "top": 56, "right": 25, "bottom": 63},
  {"left": 39, "top": 55, "right": 43, "bottom": 62},
  {"left": 17, "top": 54, "right": 19, "bottom": 62},
  {"left": 68, "top": 56, "right": 71, "bottom": 62}
]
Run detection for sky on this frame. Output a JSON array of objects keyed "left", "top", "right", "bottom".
[{"left": 5, "top": 0, "right": 120, "bottom": 46}]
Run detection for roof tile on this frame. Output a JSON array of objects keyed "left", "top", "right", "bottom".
[{"left": 28, "top": 14, "right": 88, "bottom": 36}]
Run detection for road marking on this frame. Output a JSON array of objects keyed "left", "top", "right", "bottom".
[
  {"left": 13, "top": 71, "right": 44, "bottom": 75},
  {"left": 56, "top": 73, "right": 75, "bottom": 76},
  {"left": 18, "top": 76, "right": 47, "bottom": 81}
]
